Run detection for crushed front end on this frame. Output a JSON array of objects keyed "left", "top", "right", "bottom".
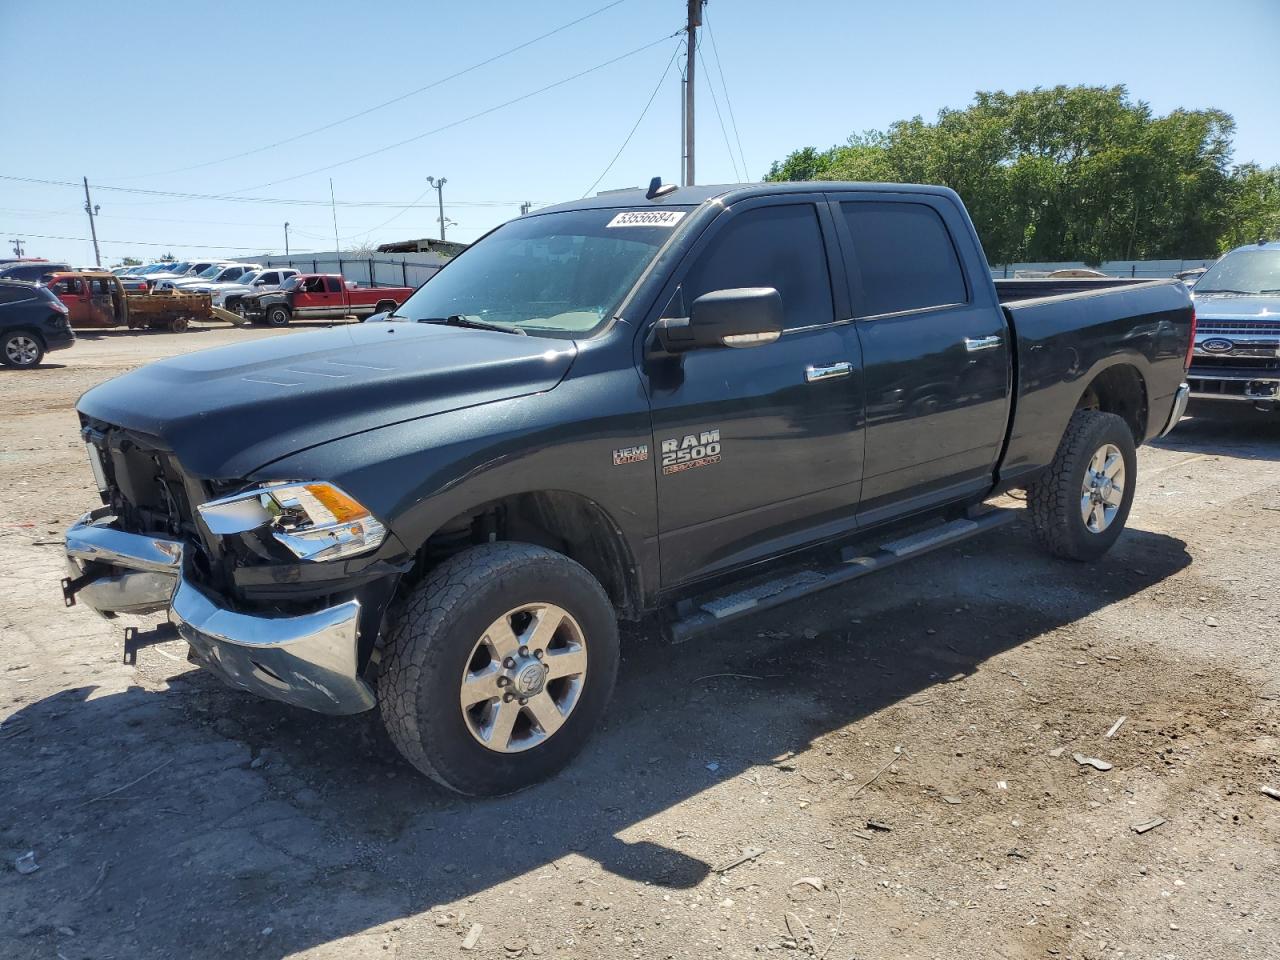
[{"left": 63, "top": 418, "right": 408, "bottom": 715}]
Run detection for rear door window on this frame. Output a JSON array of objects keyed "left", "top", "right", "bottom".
[
  {"left": 325, "top": 277, "right": 342, "bottom": 293},
  {"left": 839, "top": 201, "right": 968, "bottom": 317},
  {"left": 681, "top": 203, "right": 833, "bottom": 329}
]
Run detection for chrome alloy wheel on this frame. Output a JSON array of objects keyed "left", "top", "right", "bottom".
[
  {"left": 1081, "top": 442, "right": 1125, "bottom": 533},
  {"left": 459, "top": 603, "right": 588, "bottom": 753},
  {"left": 5, "top": 334, "right": 40, "bottom": 366}
]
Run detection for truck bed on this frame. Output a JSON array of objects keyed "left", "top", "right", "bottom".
[
  {"left": 995, "top": 278, "right": 1193, "bottom": 486},
  {"left": 993, "top": 276, "right": 1158, "bottom": 303}
]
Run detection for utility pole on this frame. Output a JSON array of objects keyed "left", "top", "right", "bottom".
[
  {"left": 519, "top": 201, "right": 532, "bottom": 216},
  {"left": 329, "top": 179, "right": 340, "bottom": 253},
  {"left": 10, "top": 238, "right": 24, "bottom": 257},
  {"left": 284, "top": 222, "right": 290, "bottom": 256},
  {"left": 82, "top": 176, "right": 102, "bottom": 267},
  {"left": 683, "top": 0, "right": 702, "bottom": 186},
  {"left": 426, "top": 176, "right": 448, "bottom": 241}
]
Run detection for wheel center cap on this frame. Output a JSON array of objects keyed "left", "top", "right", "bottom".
[{"left": 511, "top": 660, "right": 546, "bottom": 696}]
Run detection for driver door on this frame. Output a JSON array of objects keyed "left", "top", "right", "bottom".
[{"left": 644, "top": 197, "right": 866, "bottom": 586}]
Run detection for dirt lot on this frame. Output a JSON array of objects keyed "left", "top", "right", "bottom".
[{"left": 1, "top": 326, "right": 1277, "bottom": 960}]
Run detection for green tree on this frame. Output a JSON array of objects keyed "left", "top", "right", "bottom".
[{"left": 766, "top": 85, "right": 1266, "bottom": 263}]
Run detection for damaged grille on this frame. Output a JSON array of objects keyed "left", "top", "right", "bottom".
[{"left": 81, "top": 419, "right": 201, "bottom": 538}]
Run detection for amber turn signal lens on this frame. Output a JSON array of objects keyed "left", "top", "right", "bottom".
[{"left": 303, "top": 483, "right": 370, "bottom": 523}]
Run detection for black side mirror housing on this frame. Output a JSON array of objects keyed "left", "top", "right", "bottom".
[{"left": 655, "top": 287, "right": 784, "bottom": 352}]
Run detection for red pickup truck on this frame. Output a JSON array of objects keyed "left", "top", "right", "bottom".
[{"left": 237, "top": 274, "right": 414, "bottom": 327}]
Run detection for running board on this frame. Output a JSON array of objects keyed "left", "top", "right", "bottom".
[{"left": 667, "top": 507, "right": 1019, "bottom": 643}]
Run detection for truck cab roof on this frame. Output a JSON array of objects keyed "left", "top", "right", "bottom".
[{"left": 534, "top": 180, "right": 962, "bottom": 216}]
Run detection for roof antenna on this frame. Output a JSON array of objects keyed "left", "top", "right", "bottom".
[{"left": 646, "top": 176, "right": 678, "bottom": 200}]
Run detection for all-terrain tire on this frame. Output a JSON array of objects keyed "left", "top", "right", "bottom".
[
  {"left": 1027, "top": 409, "right": 1137, "bottom": 561},
  {"left": 378, "top": 542, "right": 620, "bottom": 796}
]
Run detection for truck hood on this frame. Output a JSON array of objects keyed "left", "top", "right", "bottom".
[
  {"left": 78, "top": 321, "right": 577, "bottom": 479},
  {"left": 1191, "top": 292, "right": 1280, "bottom": 321}
]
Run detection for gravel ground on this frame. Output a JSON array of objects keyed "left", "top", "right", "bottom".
[{"left": 1, "top": 325, "right": 1277, "bottom": 960}]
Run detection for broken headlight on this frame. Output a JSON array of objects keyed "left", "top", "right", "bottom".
[{"left": 197, "top": 481, "right": 386, "bottom": 562}]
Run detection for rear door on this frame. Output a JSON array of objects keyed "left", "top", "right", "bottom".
[
  {"left": 831, "top": 192, "right": 1010, "bottom": 523},
  {"left": 645, "top": 196, "right": 866, "bottom": 586},
  {"left": 87, "top": 277, "right": 115, "bottom": 326}
]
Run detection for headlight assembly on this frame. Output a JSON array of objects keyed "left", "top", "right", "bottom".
[{"left": 198, "top": 481, "right": 386, "bottom": 562}]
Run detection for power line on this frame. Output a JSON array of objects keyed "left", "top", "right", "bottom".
[
  {"left": 702, "top": 8, "right": 749, "bottom": 181},
  {"left": 345, "top": 184, "right": 436, "bottom": 244},
  {"left": 9, "top": 231, "right": 315, "bottom": 252},
  {"left": 697, "top": 45, "right": 741, "bottom": 182},
  {"left": 116, "top": 0, "right": 631, "bottom": 180},
  {"left": 0, "top": 205, "right": 330, "bottom": 230},
  {"left": 230, "top": 32, "right": 680, "bottom": 194},
  {"left": 0, "top": 174, "right": 541, "bottom": 209},
  {"left": 582, "top": 42, "right": 683, "bottom": 197}
]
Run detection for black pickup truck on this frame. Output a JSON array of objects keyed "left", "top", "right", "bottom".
[{"left": 62, "top": 181, "right": 1193, "bottom": 795}]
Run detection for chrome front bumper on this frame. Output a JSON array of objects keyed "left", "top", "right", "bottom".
[{"left": 64, "top": 511, "right": 375, "bottom": 715}]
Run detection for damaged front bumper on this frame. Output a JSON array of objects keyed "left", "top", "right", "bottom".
[{"left": 63, "top": 510, "right": 376, "bottom": 715}]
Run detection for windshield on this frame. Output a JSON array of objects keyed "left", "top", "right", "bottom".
[
  {"left": 394, "top": 207, "right": 690, "bottom": 338},
  {"left": 280, "top": 275, "right": 303, "bottom": 291},
  {"left": 195, "top": 265, "right": 223, "bottom": 278},
  {"left": 1195, "top": 249, "right": 1280, "bottom": 295},
  {"left": 237, "top": 271, "right": 262, "bottom": 284},
  {"left": 167, "top": 262, "right": 191, "bottom": 273}
]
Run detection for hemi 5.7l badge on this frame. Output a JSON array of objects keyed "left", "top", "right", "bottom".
[
  {"left": 661, "top": 429, "right": 721, "bottom": 475},
  {"left": 613, "top": 444, "right": 649, "bottom": 465}
]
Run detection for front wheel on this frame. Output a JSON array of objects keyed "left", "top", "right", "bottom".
[
  {"left": 265, "top": 305, "right": 291, "bottom": 327},
  {"left": 1027, "top": 409, "right": 1137, "bottom": 561},
  {"left": 378, "top": 542, "right": 620, "bottom": 796},
  {"left": 1, "top": 330, "right": 44, "bottom": 369}
]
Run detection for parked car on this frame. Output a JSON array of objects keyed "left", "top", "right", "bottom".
[
  {"left": 117, "top": 276, "right": 150, "bottom": 294},
  {"left": 1187, "top": 239, "right": 1280, "bottom": 410},
  {"left": 0, "top": 260, "right": 72, "bottom": 283},
  {"left": 0, "top": 278, "right": 75, "bottom": 368},
  {"left": 207, "top": 268, "right": 300, "bottom": 311},
  {"left": 61, "top": 181, "right": 1193, "bottom": 796},
  {"left": 237, "top": 273, "right": 410, "bottom": 326},
  {"left": 1175, "top": 267, "right": 1207, "bottom": 286},
  {"left": 171, "top": 263, "right": 259, "bottom": 292},
  {"left": 45, "top": 271, "right": 209, "bottom": 331}
]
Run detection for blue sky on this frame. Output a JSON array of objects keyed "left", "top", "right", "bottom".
[{"left": 2, "top": 0, "right": 1277, "bottom": 265}]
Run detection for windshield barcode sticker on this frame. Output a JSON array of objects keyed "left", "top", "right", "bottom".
[{"left": 606, "top": 211, "right": 687, "bottom": 228}]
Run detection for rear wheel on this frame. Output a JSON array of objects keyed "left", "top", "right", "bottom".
[
  {"left": 168, "top": 315, "right": 190, "bottom": 333},
  {"left": 374, "top": 299, "right": 398, "bottom": 315},
  {"left": 1, "top": 330, "right": 44, "bottom": 369},
  {"left": 378, "top": 542, "right": 619, "bottom": 796},
  {"left": 266, "top": 305, "right": 291, "bottom": 327},
  {"left": 1027, "top": 410, "right": 1136, "bottom": 561}
]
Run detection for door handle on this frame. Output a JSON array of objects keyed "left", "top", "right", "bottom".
[
  {"left": 964, "top": 335, "right": 1002, "bottom": 352},
  {"left": 805, "top": 361, "right": 852, "bottom": 383}
]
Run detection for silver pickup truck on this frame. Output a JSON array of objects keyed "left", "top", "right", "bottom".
[{"left": 1187, "top": 240, "right": 1280, "bottom": 411}]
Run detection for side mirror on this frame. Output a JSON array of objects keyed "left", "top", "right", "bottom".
[
  {"left": 363, "top": 311, "right": 390, "bottom": 323},
  {"left": 655, "top": 287, "right": 784, "bottom": 352}
]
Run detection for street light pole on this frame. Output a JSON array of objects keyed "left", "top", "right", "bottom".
[
  {"left": 82, "top": 176, "right": 102, "bottom": 267},
  {"left": 426, "top": 176, "right": 448, "bottom": 242},
  {"left": 284, "top": 222, "right": 290, "bottom": 256}
]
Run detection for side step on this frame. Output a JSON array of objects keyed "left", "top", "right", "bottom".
[{"left": 668, "top": 507, "right": 1019, "bottom": 643}]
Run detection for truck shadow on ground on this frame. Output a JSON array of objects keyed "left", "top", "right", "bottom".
[{"left": 0, "top": 523, "right": 1190, "bottom": 959}]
